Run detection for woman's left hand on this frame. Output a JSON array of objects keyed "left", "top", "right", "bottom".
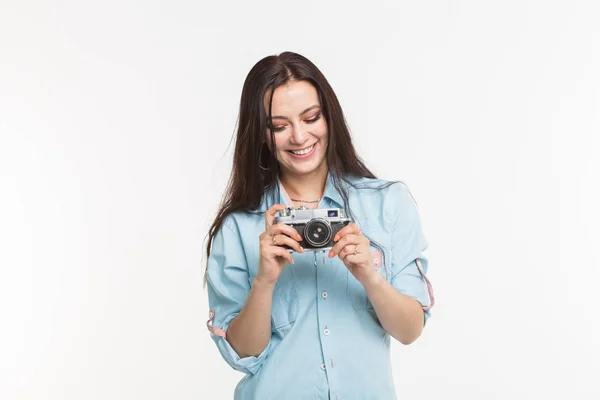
[{"left": 328, "top": 223, "right": 377, "bottom": 285}]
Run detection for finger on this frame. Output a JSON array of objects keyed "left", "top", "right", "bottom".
[
  {"left": 338, "top": 246, "right": 354, "bottom": 262},
  {"left": 270, "top": 223, "right": 303, "bottom": 242},
  {"left": 333, "top": 222, "right": 361, "bottom": 242},
  {"left": 260, "top": 241, "right": 294, "bottom": 264},
  {"left": 271, "top": 246, "right": 295, "bottom": 265},
  {"left": 342, "top": 234, "right": 372, "bottom": 262},
  {"left": 340, "top": 251, "right": 364, "bottom": 264},
  {"left": 328, "top": 234, "right": 360, "bottom": 258},
  {"left": 265, "top": 204, "right": 288, "bottom": 229},
  {"left": 271, "top": 234, "right": 304, "bottom": 253},
  {"left": 339, "top": 243, "right": 360, "bottom": 262},
  {"left": 340, "top": 239, "right": 369, "bottom": 262}
]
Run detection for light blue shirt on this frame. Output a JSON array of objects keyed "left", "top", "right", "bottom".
[{"left": 206, "top": 173, "right": 433, "bottom": 399}]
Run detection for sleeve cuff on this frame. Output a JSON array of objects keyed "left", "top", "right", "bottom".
[
  {"left": 391, "top": 259, "right": 434, "bottom": 327},
  {"left": 209, "top": 312, "right": 272, "bottom": 375}
]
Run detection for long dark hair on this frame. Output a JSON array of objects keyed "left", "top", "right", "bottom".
[{"left": 204, "top": 51, "right": 378, "bottom": 285}]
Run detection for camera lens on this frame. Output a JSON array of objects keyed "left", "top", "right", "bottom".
[{"left": 304, "top": 219, "right": 332, "bottom": 247}]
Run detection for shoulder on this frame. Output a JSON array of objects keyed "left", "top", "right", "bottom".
[
  {"left": 345, "top": 175, "right": 419, "bottom": 221},
  {"left": 221, "top": 210, "right": 263, "bottom": 235},
  {"left": 211, "top": 210, "right": 263, "bottom": 265}
]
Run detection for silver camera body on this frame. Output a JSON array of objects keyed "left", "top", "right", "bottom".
[{"left": 274, "top": 206, "right": 351, "bottom": 252}]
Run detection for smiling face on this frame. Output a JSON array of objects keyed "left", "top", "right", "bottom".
[{"left": 264, "top": 80, "right": 329, "bottom": 179}]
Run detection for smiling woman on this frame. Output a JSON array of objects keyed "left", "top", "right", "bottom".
[
  {"left": 204, "top": 51, "right": 434, "bottom": 400},
  {"left": 264, "top": 81, "right": 329, "bottom": 201}
]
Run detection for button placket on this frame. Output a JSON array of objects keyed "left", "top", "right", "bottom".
[
  {"left": 319, "top": 259, "right": 331, "bottom": 337},
  {"left": 316, "top": 253, "right": 337, "bottom": 390}
]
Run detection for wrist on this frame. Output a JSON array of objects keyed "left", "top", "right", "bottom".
[
  {"left": 358, "top": 269, "right": 384, "bottom": 289},
  {"left": 253, "top": 275, "right": 277, "bottom": 291}
]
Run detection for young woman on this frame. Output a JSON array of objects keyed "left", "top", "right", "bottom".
[{"left": 205, "top": 51, "right": 434, "bottom": 399}]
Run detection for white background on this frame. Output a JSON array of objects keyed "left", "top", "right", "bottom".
[{"left": 1, "top": 1, "right": 599, "bottom": 399}]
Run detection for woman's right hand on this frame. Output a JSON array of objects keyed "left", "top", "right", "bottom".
[{"left": 257, "top": 204, "right": 304, "bottom": 285}]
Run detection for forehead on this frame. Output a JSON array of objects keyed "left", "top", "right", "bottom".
[{"left": 264, "top": 80, "right": 320, "bottom": 116}]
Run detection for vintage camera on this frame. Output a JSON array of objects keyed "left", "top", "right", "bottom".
[{"left": 274, "top": 206, "right": 351, "bottom": 252}]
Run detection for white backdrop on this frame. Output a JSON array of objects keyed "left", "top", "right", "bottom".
[{"left": 1, "top": 1, "right": 599, "bottom": 399}]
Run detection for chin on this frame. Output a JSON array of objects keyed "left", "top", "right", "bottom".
[{"left": 283, "top": 160, "right": 326, "bottom": 177}]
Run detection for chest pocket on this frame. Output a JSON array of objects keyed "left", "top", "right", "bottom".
[{"left": 346, "top": 228, "right": 391, "bottom": 310}]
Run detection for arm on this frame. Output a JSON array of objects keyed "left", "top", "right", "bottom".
[
  {"left": 367, "top": 183, "right": 433, "bottom": 344},
  {"left": 329, "top": 183, "right": 433, "bottom": 345},
  {"left": 206, "top": 220, "right": 274, "bottom": 375},
  {"left": 226, "top": 277, "right": 276, "bottom": 357},
  {"left": 207, "top": 206, "right": 303, "bottom": 373},
  {"left": 361, "top": 271, "right": 424, "bottom": 344},
  {"left": 227, "top": 204, "right": 303, "bottom": 357}
]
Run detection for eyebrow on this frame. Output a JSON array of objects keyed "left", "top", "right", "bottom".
[{"left": 270, "top": 105, "right": 321, "bottom": 120}]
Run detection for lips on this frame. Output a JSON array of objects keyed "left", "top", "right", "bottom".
[
  {"left": 287, "top": 143, "right": 317, "bottom": 158},
  {"left": 289, "top": 144, "right": 315, "bottom": 155}
]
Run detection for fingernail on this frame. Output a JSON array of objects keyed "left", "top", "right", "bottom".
[
  {"left": 333, "top": 235, "right": 339, "bottom": 242},
  {"left": 328, "top": 251, "right": 333, "bottom": 258},
  {"left": 300, "top": 247, "right": 304, "bottom": 253}
]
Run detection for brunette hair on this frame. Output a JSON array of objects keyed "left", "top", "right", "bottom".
[{"left": 204, "top": 51, "right": 378, "bottom": 285}]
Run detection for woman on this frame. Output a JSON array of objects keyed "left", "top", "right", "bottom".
[{"left": 205, "top": 51, "right": 434, "bottom": 399}]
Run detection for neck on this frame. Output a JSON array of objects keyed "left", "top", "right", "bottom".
[{"left": 280, "top": 164, "right": 328, "bottom": 204}]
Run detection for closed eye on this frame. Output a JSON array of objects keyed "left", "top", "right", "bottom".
[
  {"left": 306, "top": 113, "right": 322, "bottom": 124},
  {"left": 270, "top": 125, "right": 287, "bottom": 132},
  {"left": 269, "top": 113, "right": 322, "bottom": 132}
]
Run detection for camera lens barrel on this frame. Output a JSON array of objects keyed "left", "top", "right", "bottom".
[{"left": 304, "top": 218, "right": 332, "bottom": 248}]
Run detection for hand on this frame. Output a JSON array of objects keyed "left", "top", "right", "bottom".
[
  {"left": 257, "top": 204, "right": 304, "bottom": 285},
  {"left": 328, "top": 223, "right": 377, "bottom": 285}
]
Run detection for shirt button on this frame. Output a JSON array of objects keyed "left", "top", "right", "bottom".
[
  {"left": 322, "top": 291, "right": 328, "bottom": 299},
  {"left": 324, "top": 328, "right": 330, "bottom": 335},
  {"left": 321, "top": 363, "right": 326, "bottom": 370}
]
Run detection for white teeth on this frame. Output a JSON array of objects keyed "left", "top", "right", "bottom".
[{"left": 291, "top": 144, "right": 314, "bottom": 155}]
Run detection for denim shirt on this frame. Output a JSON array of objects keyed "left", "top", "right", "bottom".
[{"left": 206, "top": 173, "right": 434, "bottom": 399}]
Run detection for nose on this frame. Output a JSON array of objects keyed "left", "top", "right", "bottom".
[{"left": 290, "top": 122, "right": 308, "bottom": 144}]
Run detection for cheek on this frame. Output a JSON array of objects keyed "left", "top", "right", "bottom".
[
  {"left": 317, "top": 125, "right": 329, "bottom": 142},
  {"left": 317, "top": 120, "right": 328, "bottom": 139}
]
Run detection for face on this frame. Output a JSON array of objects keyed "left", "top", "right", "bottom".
[{"left": 264, "top": 80, "right": 328, "bottom": 178}]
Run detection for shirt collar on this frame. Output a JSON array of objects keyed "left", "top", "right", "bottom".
[{"left": 322, "top": 172, "right": 345, "bottom": 208}]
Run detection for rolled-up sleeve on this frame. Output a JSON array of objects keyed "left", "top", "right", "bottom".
[
  {"left": 206, "top": 219, "right": 272, "bottom": 375},
  {"left": 388, "top": 184, "right": 434, "bottom": 325}
]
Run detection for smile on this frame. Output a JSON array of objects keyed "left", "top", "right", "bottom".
[{"left": 288, "top": 143, "right": 316, "bottom": 157}]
